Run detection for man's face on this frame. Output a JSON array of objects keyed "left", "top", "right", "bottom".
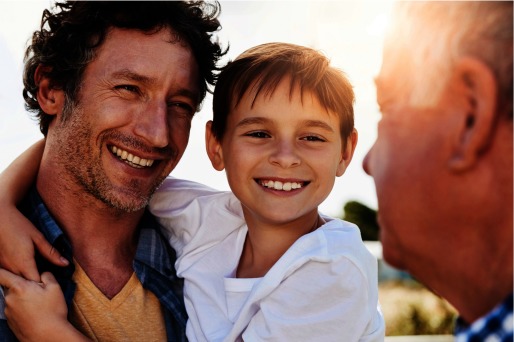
[
  {"left": 50, "top": 27, "right": 199, "bottom": 212},
  {"left": 362, "top": 58, "right": 461, "bottom": 271}
]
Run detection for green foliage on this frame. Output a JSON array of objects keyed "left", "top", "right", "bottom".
[{"left": 342, "top": 200, "right": 380, "bottom": 241}]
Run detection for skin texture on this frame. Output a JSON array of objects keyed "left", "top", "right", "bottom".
[
  {"left": 363, "top": 53, "right": 513, "bottom": 324},
  {"left": 206, "top": 78, "right": 357, "bottom": 278}
]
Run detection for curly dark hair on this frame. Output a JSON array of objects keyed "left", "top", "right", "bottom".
[{"left": 23, "top": 1, "right": 226, "bottom": 135}]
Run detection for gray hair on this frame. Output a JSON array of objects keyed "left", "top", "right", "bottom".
[{"left": 381, "top": 1, "right": 512, "bottom": 117}]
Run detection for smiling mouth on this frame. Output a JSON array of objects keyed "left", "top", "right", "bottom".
[
  {"left": 110, "top": 145, "right": 155, "bottom": 169},
  {"left": 257, "top": 179, "right": 308, "bottom": 192}
]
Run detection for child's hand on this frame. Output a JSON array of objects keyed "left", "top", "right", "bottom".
[
  {"left": 0, "top": 140, "right": 68, "bottom": 282},
  {"left": 0, "top": 270, "right": 88, "bottom": 342},
  {"left": 0, "top": 208, "right": 69, "bottom": 282}
]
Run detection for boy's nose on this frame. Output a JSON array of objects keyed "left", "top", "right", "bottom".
[{"left": 269, "top": 141, "right": 301, "bottom": 168}]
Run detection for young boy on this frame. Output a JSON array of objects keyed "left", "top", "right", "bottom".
[{"left": 0, "top": 43, "right": 384, "bottom": 341}]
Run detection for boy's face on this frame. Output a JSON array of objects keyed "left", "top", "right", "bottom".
[{"left": 207, "top": 78, "right": 356, "bottom": 228}]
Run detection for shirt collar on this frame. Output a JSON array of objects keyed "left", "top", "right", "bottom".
[
  {"left": 22, "top": 186, "right": 174, "bottom": 278},
  {"left": 22, "top": 186, "right": 68, "bottom": 248},
  {"left": 455, "top": 292, "right": 514, "bottom": 335},
  {"left": 134, "top": 210, "right": 176, "bottom": 278}
]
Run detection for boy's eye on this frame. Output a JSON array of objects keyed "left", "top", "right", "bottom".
[
  {"left": 245, "top": 131, "right": 270, "bottom": 138},
  {"left": 301, "top": 135, "right": 325, "bottom": 142}
]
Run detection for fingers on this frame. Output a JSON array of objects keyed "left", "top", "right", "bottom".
[
  {"left": 32, "top": 230, "right": 69, "bottom": 267},
  {"left": 40, "top": 272, "right": 58, "bottom": 287},
  {"left": 0, "top": 210, "right": 64, "bottom": 282},
  {"left": 17, "top": 256, "right": 41, "bottom": 283},
  {"left": 0, "top": 268, "right": 45, "bottom": 293},
  {"left": 0, "top": 268, "right": 23, "bottom": 290}
]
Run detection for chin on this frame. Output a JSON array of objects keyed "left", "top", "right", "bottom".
[{"left": 380, "top": 235, "right": 408, "bottom": 271}]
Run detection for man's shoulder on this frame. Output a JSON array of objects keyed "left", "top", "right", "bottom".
[{"left": 136, "top": 210, "right": 177, "bottom": 261}]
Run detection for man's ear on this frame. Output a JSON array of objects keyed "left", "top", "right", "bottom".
[
  {"left": 35, "top": 65, "right": 65, "bottom": 116},
  {"left": 336, "top": 128, "right": 358, "bottom": 177},
  {"left": 205, "top": 121, "right": 225, "bottom": 171},
  {"left": 448, "top": 57, "right": 498, "bottom": 171}
]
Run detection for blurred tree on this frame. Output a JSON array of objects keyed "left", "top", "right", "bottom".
[{"left": 342, "top": 201, "right": 380, "bottom": 241}]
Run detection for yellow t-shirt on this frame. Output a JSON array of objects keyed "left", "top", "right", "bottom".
[{"left": 69, "top": 262, "right": 167, "bottom": 341}]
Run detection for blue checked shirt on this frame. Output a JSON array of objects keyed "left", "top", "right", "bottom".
[
  {"left": 0, "top": 186, "right": 187, "bottom": 342},
  {"left": 455, "top": 293, "right": 513, "bottom": 342}
]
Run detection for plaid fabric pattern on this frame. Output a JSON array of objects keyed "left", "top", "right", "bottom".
[
  {"left": 455, "top": 293, "right": 513, "bottom": 342},
  {"left": 0, "top": 186, "right": 186, "bottom": 342}
]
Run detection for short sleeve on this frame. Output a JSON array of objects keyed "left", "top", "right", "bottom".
[{"left": 149, "top": 177, "right": 244, "bottom": 257}]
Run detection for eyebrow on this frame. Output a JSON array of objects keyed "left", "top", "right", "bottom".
[
  {"left": 304, "top": 119, "right": 335, "bottom": 132},
  {"left": 111, "top": 69, "right": 156, "bottom": 87},
  {"left": 111, "top": 68, "right": 200, "bottom": 103},
  {"left": 235, "top": 117, "right": 269, "bottom": 128},
  {"left": 236, "top": 117, "right": 335, "bottom": 132}
]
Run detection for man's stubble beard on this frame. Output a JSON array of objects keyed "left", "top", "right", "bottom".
[{"left": 53, "top": 104, "right": 166, "bottom": 214}]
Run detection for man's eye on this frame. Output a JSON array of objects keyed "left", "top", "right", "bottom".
[
  {"left": 169, "top": 102, "right": 195, "bottom": 118},
  {"left": 245, "top": 131, "right": 270, "bottom": 138},
  {"left": 115, "top": 85, "right": 139, "bottom": 93}
]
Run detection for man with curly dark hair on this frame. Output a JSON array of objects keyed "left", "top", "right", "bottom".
[{"left": 0, "top": 1, "right": 225, "bottom": 340}]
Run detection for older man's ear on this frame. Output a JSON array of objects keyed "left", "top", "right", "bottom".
[{"left": 447, "top": 57, "right": 497, "bottom": 172}]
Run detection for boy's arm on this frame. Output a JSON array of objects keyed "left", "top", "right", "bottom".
[
  {"left": 0, "top": 270, "right": 90, "bottom": 342},
  {"left": 0, "top": 140, "right": 68, "bottom": 282}
]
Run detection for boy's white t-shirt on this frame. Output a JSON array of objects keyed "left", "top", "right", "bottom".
[{"left": 150, "top": 177, "right": 385, "bottom": 342}]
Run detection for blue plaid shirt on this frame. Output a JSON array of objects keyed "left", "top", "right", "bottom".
[
  {"left": 455, "top": 293, "right": 513, "bottom": 342},
  {"left": 0, "top": 187, "right": 187, "bottom": 342}
]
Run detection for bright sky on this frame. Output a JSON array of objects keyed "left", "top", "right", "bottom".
[{"left": 0, "top": 0, "right": 394, "bottom": 216}]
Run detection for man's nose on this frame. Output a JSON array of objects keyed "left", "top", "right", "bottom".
[
  {"left": 134, "top": 100, "right": 169, "bottom": 148},
  {"left": 362, "top": 147, "right": 373, "bottom": 175}
]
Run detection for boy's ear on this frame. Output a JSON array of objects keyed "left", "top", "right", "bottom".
[
  {"left": 336, "top": 128, "right": 358, "bottom": 177},
  {"left": 205, "top": 121, "right": 225, "bottom": 171},
  {"left": 448, "top": 57, "right": 497, "bottom": 171},
  {"left": 35, "top": 65, "right": 65, "bottom": 116}
]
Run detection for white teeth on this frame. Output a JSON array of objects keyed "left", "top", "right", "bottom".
[
  {"left": 261, "top": 180, "right": 303, "bottom": 191},
  {"left": 110, "top": 146, "right": 155, "bottom": 168}
]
